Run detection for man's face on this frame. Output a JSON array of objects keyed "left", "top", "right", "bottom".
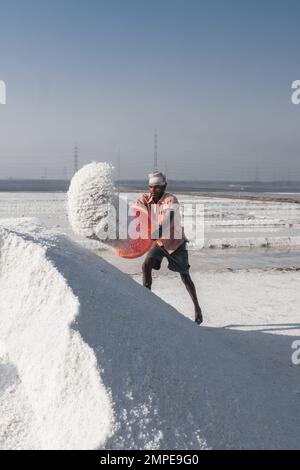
[{"left": 149, "top": 184, "right": 166, "bottom": 201}]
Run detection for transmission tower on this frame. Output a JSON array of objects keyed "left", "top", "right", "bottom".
[
  {"left": 164, "top": 160, "right": 168, "bottom": 177},
  {"left": 153, "top": 130, "right": 158, "bottom": 171},
  {"left": 255, "top": 162, "right": 260, "bottom": 182},
  {"left": 116, "top": 149, "right": 121, "bottom": 196},
  {"left": 74, "top": 145, "right": 79, "bottom": 175}
]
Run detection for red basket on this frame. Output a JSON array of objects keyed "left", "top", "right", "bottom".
[{"left": 113, "top": 203, "right": 153, "bottom": 259}]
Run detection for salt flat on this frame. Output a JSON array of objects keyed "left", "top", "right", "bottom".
[{"left": 1, "top": 190, "right": 300, "bottom": 251}]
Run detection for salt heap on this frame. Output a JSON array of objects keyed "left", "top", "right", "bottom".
[
  {"left": 67, "top": 162, "right": 114, "bottom": 237},
  {"left": 0, "top": 219, "right": 113, "bottom": 450}
]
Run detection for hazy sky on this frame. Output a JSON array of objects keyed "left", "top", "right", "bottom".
[{"left": 0, "top": 0, "right": 300, "bottom": 180}]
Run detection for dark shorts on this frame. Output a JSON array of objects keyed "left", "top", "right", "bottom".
[{"left": 144, "top": 241, "right": 190, "bottom": 274}]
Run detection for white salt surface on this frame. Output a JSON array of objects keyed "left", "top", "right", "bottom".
[
  {"left": 0, "top": 219, "right": 113, "bottom": 450},
  {"left": 0, "top": 218, "right": 300, "bottom": 449}
]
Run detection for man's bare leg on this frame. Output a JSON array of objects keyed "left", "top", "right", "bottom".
[
  {"left": 142, "top": 258, "right": 157, "bottom": 290},
  {"left": 180, "top": 272, "right": 203, "bottom": 324}
]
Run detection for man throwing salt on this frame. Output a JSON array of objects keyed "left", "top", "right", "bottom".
[{"left": 136, "top": 171, "right": 203, "bottom": 325}]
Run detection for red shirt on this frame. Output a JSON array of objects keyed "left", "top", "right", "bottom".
[{"left": 135, "top": 192, "right": 188, "bottom": 254}]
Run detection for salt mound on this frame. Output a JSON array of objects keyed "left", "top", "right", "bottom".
[
  {"left": 0, "top": 219, "right": 113, "bottom": 450},
  {"left": 67, "top": 162, "right": 114, "bottom": 237},
  {"left": 0, "top": 219, "right": 299, "bottom": 449}
]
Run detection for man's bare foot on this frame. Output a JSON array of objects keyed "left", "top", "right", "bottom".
[{"left": 195, "top": 308, "right": 203, "bottom": 325}]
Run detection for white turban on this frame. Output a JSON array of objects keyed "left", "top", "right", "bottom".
[{"left": 148, "top": 171, "right": 166, "bottom": 186}]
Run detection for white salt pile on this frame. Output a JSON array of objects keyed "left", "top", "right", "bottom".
[
  {"left": 0, "top": 218, "right": 299, "bottom": 449},
  {"left": 0, "top": 220, "right": 113, "bottom": 450},
  {"left": 67, "top": 162, "right": 114, "bottom": 237},
  {"left": 66, "top": 162, "right": 140, "bottom": 252}
]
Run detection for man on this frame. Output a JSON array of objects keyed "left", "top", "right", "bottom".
[{"left": 135, "top": 171, "right": 203, "bottom": 325}]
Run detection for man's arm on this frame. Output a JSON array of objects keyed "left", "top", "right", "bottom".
[{"left": 159, "top": 196, "right": 182, "bottom": 240}]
